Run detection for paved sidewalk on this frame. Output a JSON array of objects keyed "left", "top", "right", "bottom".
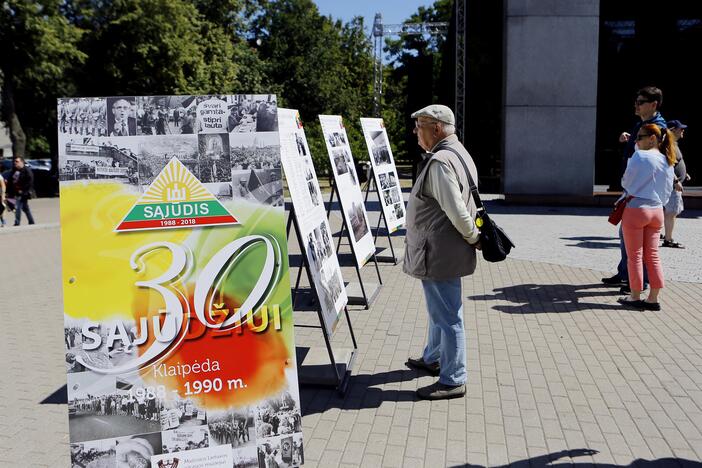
[{"left": 1, "top": 199, "right": 702, "bottom": 467}]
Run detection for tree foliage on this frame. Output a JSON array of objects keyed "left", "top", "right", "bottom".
[{"left": 1, "top": 0, "right": 449, "bottom": 179}]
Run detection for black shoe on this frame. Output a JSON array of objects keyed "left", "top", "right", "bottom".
[
  {"left": 417, "top": 381, "right": 466, "bottom": 400},
  {"left": 641, "top": 301, "right": 661, "bottom": 311},
  {"left": 619, "top": 284, "right": 630, "bottom": 294},
  {"left": 617, "top": 297, "right": 646, "bottom": 309},
  {"left": 662, "top": 240, "right": 685, "bottom": 249},
  {"left": 406, "top": 357, "right": 440, "bottom": 376},
  {"left": 602, "top": 274, "right": 625, "bottom": 285}
]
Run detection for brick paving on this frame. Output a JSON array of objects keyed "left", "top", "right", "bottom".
[{"left": 1, "top": 199, "right": 702, "bottom": 467}]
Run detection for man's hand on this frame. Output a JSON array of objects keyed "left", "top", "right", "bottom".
[
  {"left": 674, "top": 181, "right": 684, "bottom": 192},
  {"left": 619, "top": 132, "right": 630, "bottom": 143}
]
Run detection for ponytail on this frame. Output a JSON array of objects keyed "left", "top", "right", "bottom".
[{"left": 640, "top": 124, "right": 677, "bottom": 166}]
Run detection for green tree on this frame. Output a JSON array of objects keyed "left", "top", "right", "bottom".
[
  {"left": 0, "top": 0, "right": 86, "bottom": 158},
  {"left": 252, "top": 0, "right": 374, "bottom": 174}
]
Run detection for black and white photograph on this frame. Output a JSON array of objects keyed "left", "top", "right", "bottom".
[
  {"left": 369, "top": 130, "right": 391, "bottom": 166},
  {"left": 307, "top": 180, "right": 319, "bottom": 207},
  {"left": 254, "top": 389, "right": 302, "bottom": 439},
  {"left": 136, "top": 95, "right": 197, "bottom": 136},
  {"left": 162, "top": 426, "right": 210, "bottom": 453},
  {"left": 317, "top": 265, "right": 344, "bottom": 316},
  {"left": 64, "top": 319, "right": 110, "bottom": 374},
  {"left": 347, "top": 201, "right": 370, "bottom": 242},
  {"left": 326, "top": 131, "right": 347, "bottom": 148},
  {"left": 226, "top": 94, "right": 277, "bottom": 133},
  {"left": 394, "top": 202, "right": 405, "bottom": 221},
  {"left": 59, "top": 136, "right": 140, "bottom": 187},
  {"left": 67, "top": 372, "right": 163, "bottom": 442},
  {"left": 70, "top": 438, "right": 116, "bottom": 468},
  {"left": 197, "top": 133, "right": 232, "bottom": 188},
  {"left": 257, "top": 434, "right": 304, "bottom": 468},
  {"left": 230, "top": 132, "right": 281, "bottom": 170},
  {"left": 294, "top": 133, "right": 307, "bottom": 157},
  {"left": 207, "top": 406, "right": 255, "bottom": 449},
  {"left": 303, "top": 161, "right": 314, "bottom": 182},
  {"left": 382, "top": 186, "right": 402, "bottom": 206},
  {"left": 231, "top": 446, "right": 258, "bottom": 468},
  {"left": 232, "top": 169, "right": 283, "bottom": 206},
  {"left": 122, "top": 135, "right": 198, "bottom": 190},
  {"left": 106, "top": 97, "right": 138, "bottom": 137},
  {"left": 59, "top": 97, "right": 107, "bottom": 137},
  {"left": 332, "top": 149, "right": 349, "bottom": 176},
  {"left": 161, "top": 395, "right": 208, "bottom": 431},
  {"left": 115, "top": 432, "right": 163, "bottom": 468},
  {"left": 304, "top": 221, "right": 332, "bottom": 272},
  {"left": 378, "top": 171, "right": 397, "bottom": 190}
]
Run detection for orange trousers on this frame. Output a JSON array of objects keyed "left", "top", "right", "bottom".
[{"left": 622, "top": 207, "right": 665, "bottom": 291}]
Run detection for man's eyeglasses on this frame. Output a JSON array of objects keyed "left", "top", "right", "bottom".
[
  {"left": 415, "top": 120, "right": 438, "bottom": 129},
  {"left": 635, "top": 133, "right": 652, "bottom": 141},
  {"left": 635, "top": 99, "right": 652, "bottom": 106}
]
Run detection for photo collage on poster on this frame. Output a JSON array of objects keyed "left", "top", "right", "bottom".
[
  {"left": 59, "top": 95, "right": 303, "bottom": 468},
  {"left": 318, "top": 115, "right": 376, "bottom": 268},
  {"left": 360, "top": 118, "right": 406, "bottom": 233},
  {"left": 57, "top": 95, "right": 283, "bottom": 207},
  {"left": 278, "top": 109, "right": 348, "bottom": 335}
]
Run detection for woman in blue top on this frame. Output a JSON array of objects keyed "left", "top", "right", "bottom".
[{"left": 619, "top": 123, "right": 676, "bottom": 310}]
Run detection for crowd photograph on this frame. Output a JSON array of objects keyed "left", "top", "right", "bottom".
[
  {"left": 369, "top": 130, "right": 392, "bottom": 166},
  {"left": 58, "top": 98, "right": 107, "bottom": 137},
  {"left": 161, "top": 426, "right": 210, "bottom": 453},
  {"left": 136, "top": 96, "right": 191, "bottom": 136},
  {"left": 257, "top": 433, "right": 304, "bottom": 468},
  {"left": 70, "top": 438, "right": 115, "bottom": 468},
  {"left": 231, "top": 132, "right": 281, "bottom": 170},
  {"left": 254, "top": 389, "right": 302, "bottom": 439},
  {"left": 67, "top": 373, "right": 163, "bottom": 443},
  {"left": 207, "top": 406, "right": 255, "bottom": 449},
  {"left": 326, "top": 131, "right": 347, "bottom": 148}
]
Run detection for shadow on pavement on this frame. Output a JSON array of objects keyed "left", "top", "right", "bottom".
[
  {"left": 468, "top": 283, "right": 629, "bottom": 314},
  {"left": 41, "top": 384, "right": 67, "bottom": 404},
  {"left": 449, "top": 449, "right": 702, "bottom": 467},
  {"left": 560, "top": 235, "right": 620, "bottom": 249},
  {"left": 300, "top": 369, "right": 426, "bottom": 416}
]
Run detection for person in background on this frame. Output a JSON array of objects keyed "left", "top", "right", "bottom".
[
  {"left": 603, "top": 86, "right": 667, "bottom": 293},
  {"left": 404, "top": 104, "right": 481, "bottom": 400},
  {"left": 618, "top": 124, "right": 676, "bottom": 311},
  {"left": 7, "top": 156, "right": 35, "bottom": 226},
  {"left": 0, "top": 172, "right": 6, "bottom": 227},
  {"left": 662, "top": 119, "right": 691, "bottom": 248}
]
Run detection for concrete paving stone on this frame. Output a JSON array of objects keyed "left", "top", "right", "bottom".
[{"left": 5, "top": 200, "right": 702, "bottom": 467}]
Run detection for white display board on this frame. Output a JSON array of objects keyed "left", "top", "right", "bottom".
[
  {"left": 279, "top": 108, "right": 348, "bottom": 335},
  {"left": 360, "top": 118, "right": 406, "bottom": 232},
  {"left": 318, "top": 115, "right": 376, "bottom": 267}
]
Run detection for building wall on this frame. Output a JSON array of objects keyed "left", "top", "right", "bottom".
[{"left": 503, "top": 0, "right": 600, "bottom": 196}]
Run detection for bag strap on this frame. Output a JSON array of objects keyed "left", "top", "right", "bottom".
[{"left": 437, "top": 145, "right": 485, "bottom": 211}]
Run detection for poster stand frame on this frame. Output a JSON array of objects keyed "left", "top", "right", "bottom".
[
  {"left": 363, "top": 167, "right": 404, "bottom": 265},
  {"left": 286, "top": 206, "right": 357, "bottom": 395},
  {"left": 324, "top": 178, "right": 383, "bottom": 309}
]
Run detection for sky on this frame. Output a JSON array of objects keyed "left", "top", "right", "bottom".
[{"left": 313, "top": 0, "right": 432, "bottom": 34}]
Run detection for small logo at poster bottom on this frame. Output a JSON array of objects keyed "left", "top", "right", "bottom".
[{"left": 115, "top": 157, "right": 238, "bottom": 232}]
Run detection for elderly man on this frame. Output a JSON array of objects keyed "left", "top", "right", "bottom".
[
  {"left": 108, "top": 98, "right": 137, "bottom": 136},
  {"left": 404, "top": 104, "right": 481, "bottom": 400}
]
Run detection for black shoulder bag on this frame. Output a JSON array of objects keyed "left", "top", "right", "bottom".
[{"left": 443, "top": 147, "right": 515, "bottom": 263}]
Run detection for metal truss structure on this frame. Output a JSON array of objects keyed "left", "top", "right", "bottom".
[{"left": 371, "top": 3, "right": 465, "bottom": 141}]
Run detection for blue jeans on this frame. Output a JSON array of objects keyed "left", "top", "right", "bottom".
[
  {"left": 14, "top": 195, "right": 35, "bottom": 226},
  {"left": 421, "top": 278, "right": 467, "bottom": 386},
  {"left": 617, "top": 225, "right": 648, "bottom": 287}
]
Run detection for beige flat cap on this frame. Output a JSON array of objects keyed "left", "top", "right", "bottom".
[{"left": 411, "top": 104, "right": 455, "bottom": 125}]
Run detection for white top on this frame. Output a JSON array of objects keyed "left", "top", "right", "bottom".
[{"left": 622, "top": 149, "right": 674, "bottom": 208}]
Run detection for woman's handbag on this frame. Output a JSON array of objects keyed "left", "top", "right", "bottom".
[
  {"left": 608, "top": 195, "right": 633, "bottom": 226},
  {"left": 446, "top": 147, "right": 515, "bottom": 263}
]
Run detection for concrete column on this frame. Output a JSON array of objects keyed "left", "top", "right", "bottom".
[{"left": 503, "top": 0, "right": 599, "bottom": 198}]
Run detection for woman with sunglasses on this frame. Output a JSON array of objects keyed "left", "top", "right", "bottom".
[{"left": 618, "top": 123, "right": 676, "bottom": 310}]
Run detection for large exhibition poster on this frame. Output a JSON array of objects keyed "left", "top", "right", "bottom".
[
  {"left": 359, "top": 118, "right": 406, "bottom": 233},
  {"left": 278, "top": 109, "right": 347, "bottom": 335},
  {"left": 318, "top": 115, "right": 375, "bottom": 267},
  {"left": 58, "top": 95, "right": 305, "bottom": 468}
]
